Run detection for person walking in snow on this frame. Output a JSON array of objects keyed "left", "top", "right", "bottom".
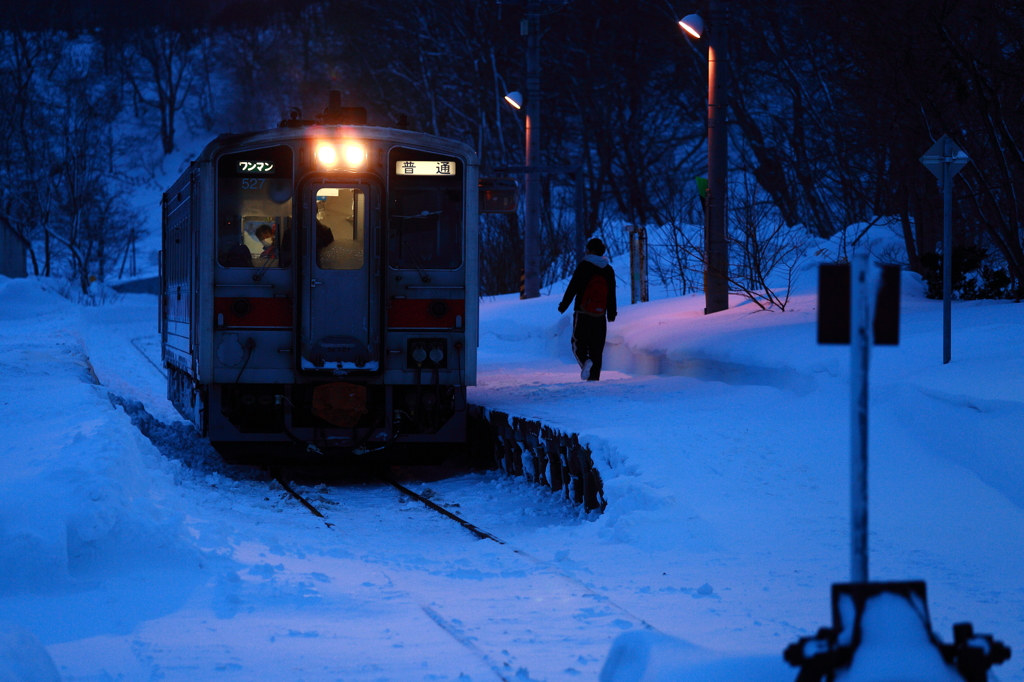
[{"left": 558, "top": 237, "right": 617, "bottom": 381}]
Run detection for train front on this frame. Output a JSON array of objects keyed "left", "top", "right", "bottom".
[{"left": 182, "top": 118, "right": 479, "bottom": 461}]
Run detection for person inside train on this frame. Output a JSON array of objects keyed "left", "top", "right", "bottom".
[
  {"left": 220, "top": 244, "right": 252, "bottom": 267},
  {"left": 315, "top": 190, "right": 365, "bottom": 270},
  {"left": 255, "top": 223, "right": 277, "bottom": 260},
  {"left": 315, "top": 218, "right": 335, "bottom": 251}
]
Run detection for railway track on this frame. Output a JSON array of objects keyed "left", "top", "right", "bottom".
[
  {"left": 130, "top": 335, "right": 166, "bottom": 378},
  {"left": 269, "top": 467, "right": 657, "bottom": 681},
  {"left": 111, "top": 380, "right": 636, "bottom": 679}
]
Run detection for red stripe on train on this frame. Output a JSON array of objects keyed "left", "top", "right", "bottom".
[
  {"left": 388, "top": 298, "right": 464, "bottom": 328},
  {"left": 214, "top": 297, "right": 292, "bottom": 328}
]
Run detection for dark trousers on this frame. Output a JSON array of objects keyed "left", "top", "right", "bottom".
[{"left": 571, "top": 312, "right": 607, "bottom": 380}]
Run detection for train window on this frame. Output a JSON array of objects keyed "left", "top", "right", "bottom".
[
  {"left": 389, "top": 188, "right": 463, "bottom": 270},
  {"left": 389, "top": 149, "right": 463, "bottom": 271},
  {"left": 216, "top": 145, "right": 293, "bottom": 269},
  {"left": 315, "top": 187, "right": 365, "bottom": 270}
]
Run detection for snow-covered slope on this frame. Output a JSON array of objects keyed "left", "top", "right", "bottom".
[{"left": 0, "top": 220, "right": 1021, "bottom": 681}]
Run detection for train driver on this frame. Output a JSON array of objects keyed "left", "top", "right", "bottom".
[{"left": 255, "top": 223, "right": 278, "bottom": 260}]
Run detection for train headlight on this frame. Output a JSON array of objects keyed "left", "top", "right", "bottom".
[
  {"left": 342, "top": 142, "right": 366, "bottom": 169},
  {"left": 316, "top": 143, "right": 338, "bottom": 168}
]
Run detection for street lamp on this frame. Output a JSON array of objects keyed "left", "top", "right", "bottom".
[
  {"left": 500, "top": 0, "right": 543, "bottom": 300},
  {"left": 502, "top": 85, "right": 540, "bottom": 300},
  {"left": 678, "top": 14, "right": 703, "bottom": 39},
  {"left": 503, "top": 91, "right": 524, "bottom": 110},
  {"left": 522, "top": 0, "right": 543, "bottom": 300},
  {"left": 680, "top": 2, "right": 730, "bottom": 315},
  {"left": 502, "top": 89, "right": 586, "bottom": 268}
]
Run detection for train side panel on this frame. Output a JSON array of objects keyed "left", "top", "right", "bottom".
[
  {"left": 161, "top": 169, "right": 195, "bottom": 373},
  {"left": 161, "top": 168, "right": 208, "bottom": 430}
]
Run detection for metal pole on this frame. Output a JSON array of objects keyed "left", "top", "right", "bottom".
[
  {"left": 942, "top": 138, "right": 953, "bottom": 365},
  {"left": 705, "top": 0, "right": 730, "bottom": 315},
  {"left": 575, "top": 170, "right": 585, "bottom": 262},
  {"left": 118, "top": 238, "right": 129, "bottom": 279},
  {"left": 522, "top": 1, "right": 542, "bottom": 299},
  {"left": 639, "top": 226, "right": 649, "bottom": 302},
  {"left": 850, "top": 252, "right": 871, "bottom": 583},
  {"left": 628, "top": 226, "right": 640, "bottom": 304}
]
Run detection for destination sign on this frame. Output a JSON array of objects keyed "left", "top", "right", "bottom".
[
  {"left": 237, "top": 160, "right": 275, "bottom": 173},
  {"left": 396, "top": 160, "right": 457, "bottom": 176}
]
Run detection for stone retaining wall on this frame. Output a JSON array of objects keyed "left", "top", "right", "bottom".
[{"left": 469, "top": 405, "right": 605, "bottom": 513}]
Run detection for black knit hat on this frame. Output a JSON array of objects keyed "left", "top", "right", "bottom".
[{"left": 586, "top": 238, "right": 606, "bottom": 256}]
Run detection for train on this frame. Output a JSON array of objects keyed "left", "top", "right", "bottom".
[{"left": 160, "top": 91, "right": 513, "bottom": 461}]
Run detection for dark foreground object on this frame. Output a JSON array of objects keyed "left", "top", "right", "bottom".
[{"left": 785, "top": 581, "right": 1010, "bottom": 682}]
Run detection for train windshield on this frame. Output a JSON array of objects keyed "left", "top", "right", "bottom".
[
  {"left": 216, "top": 145, "right": 293, "bottom": 268},
  {"left": 315, "top": 187, "right": 365, "bottom": 270},
  {"left": 388, "top": 149, "right": 463, "bottom": 270}
]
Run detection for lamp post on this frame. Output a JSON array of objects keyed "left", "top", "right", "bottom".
[
  {"left": 521, "top": 0, "right": 542, "bottom": 300},
  {"left": 680, "top": 1, "right": 730, "bottom": 315}
]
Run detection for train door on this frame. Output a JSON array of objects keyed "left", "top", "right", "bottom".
[{"left": 300, "top": 182, "right": 380, "bottom": 372}]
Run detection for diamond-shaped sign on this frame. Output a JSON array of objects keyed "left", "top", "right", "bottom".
[{"left": 920, "top": 134, "right": 970, "bottom": 180}]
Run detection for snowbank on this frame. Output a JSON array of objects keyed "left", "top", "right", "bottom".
[
  {"left": 0, "top": 212, "right": 1018, "bottom": 680},
  {"left": 0, "top": 277, "right": 195, "bottom": 595},
  {"left": 0, "top": 623, "right": 59, "bottom": 682},
  {"left": 599, "top": 630, "right": 790, "bottom": 682},
  {"left": 471, "top": 222, "right": 1024, "bottom": 668}
]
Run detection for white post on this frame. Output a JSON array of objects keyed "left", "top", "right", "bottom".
[{"left": 849, "top": 252, "right": 873, "bottom": 583}]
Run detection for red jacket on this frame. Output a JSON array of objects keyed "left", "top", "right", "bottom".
[{"left": 559, "top": 254, "right": 617, "bottom": 320}]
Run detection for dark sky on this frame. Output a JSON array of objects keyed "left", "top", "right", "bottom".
[{"left": 0, "top": 0, "right": 323, "bottom": 31}]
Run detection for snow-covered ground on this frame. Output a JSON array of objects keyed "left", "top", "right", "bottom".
[{"left": 0, "top": 233, "right": 1022, "bottom": 680}]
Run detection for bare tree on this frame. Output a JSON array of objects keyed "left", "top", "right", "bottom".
[
  {"left": 122, "top": 26, "right": 199, "bottom": 154},
  {"left": 0, "top": 28, "right": 64, "bottom": 275},
  {"left": 6, "top": 0, "right": 1022, "bottom": 301},
  {"left": 46, "top": 41, "right": 140, "bottom": 291},
  {"left": 0, "top": 32, "right": 140, "bottom": 291},
  {"left": 727, "top": 191, "right": 808, "bottom": 311},
  {"left": 660, "top": 180, "right": 808, "bottom": 311}
]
